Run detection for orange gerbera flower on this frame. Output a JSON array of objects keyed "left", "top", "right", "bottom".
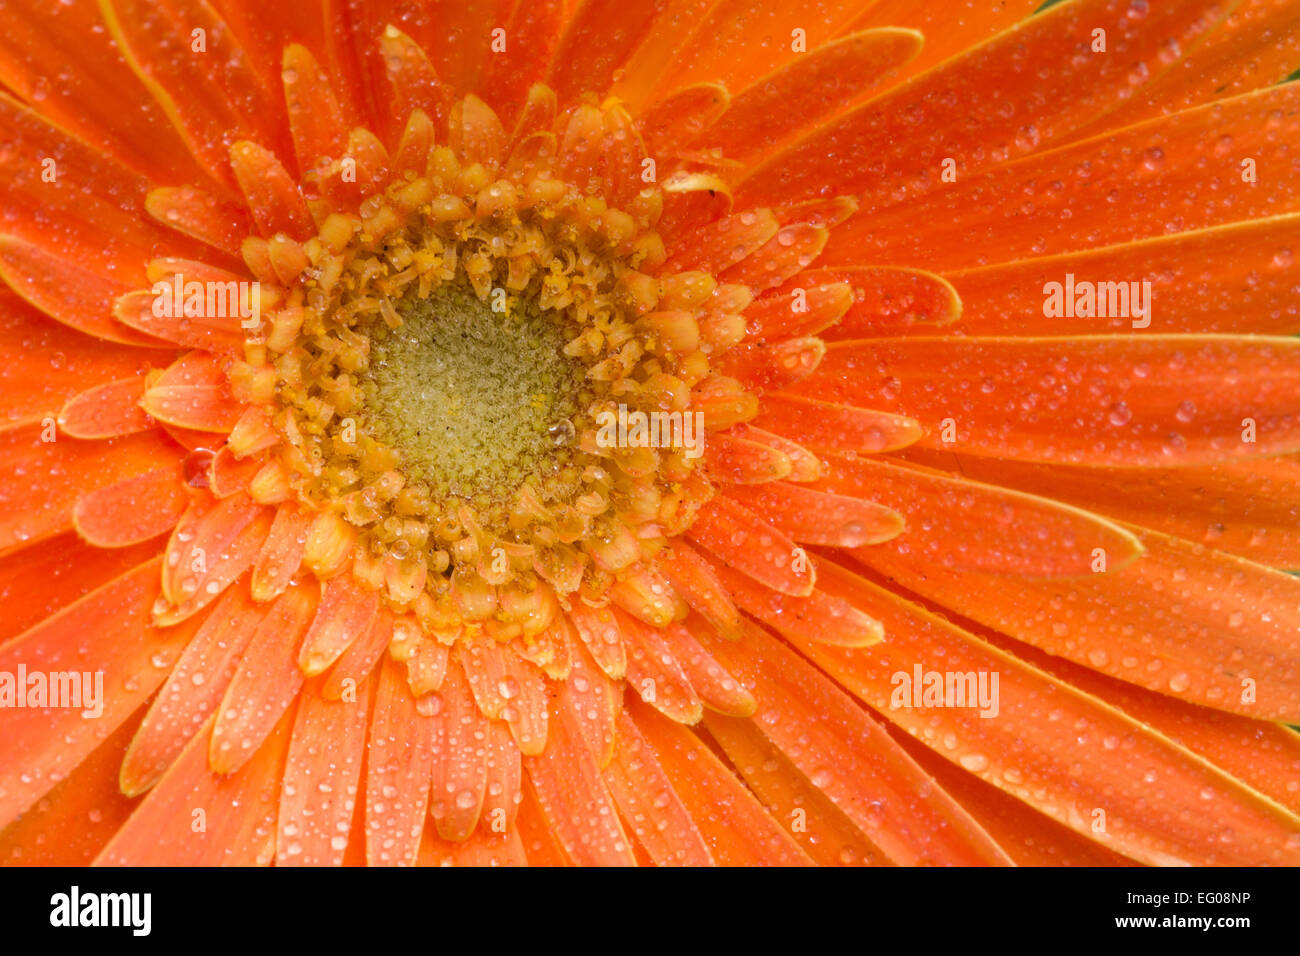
[{"left": 0, "top": 0, "right": 1298, "bottom": 868}]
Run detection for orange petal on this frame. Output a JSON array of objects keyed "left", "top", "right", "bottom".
[
  {"left": 703, "top": 712, "right": 891, "bottom": 866},
  {"left": 146, "top": 186, "right": 251, "bottom": 259},
  {"left": 481, "top": 720, "right": 523, "bottom": 834},
  {"left": 1091, "top": 0, "right": 1300, "bottom": 131},
  {"left": 655, "top": 171, "right": 734, "bottom": 242},
  {"left": 229, "top": 140, "right": 315, "bottom": 239},
  {"left": 638, "top": 83, "right": 729, "bottom": 161},
  {"left": 949, "top": 215, "right": 1300, "bottom": 337},
  {"left": 0, "top": 293, "right": 170, "bottom": 432},
  {"left": 704, "top": 28, "right": 922, "bottom": 162},
  {"left": 842, "top": 0, "right": 1041, "bottom": 88},
  {"left": 664, "top": 208, "right": 778, "bottom": 276},
  {"left": 791, "top": 267, "right": 961, "bottom": 338},
  {"left": 793, "top": 336, "right": 1300, "bottom": 466},
  {"left": 900, "top": 448, "right": 1300, "bottom": 569},
  {"left": 609, "top": 564, "right": 684, "bottom": 628},
  {"left": 889, "top": 720, "right": 1137, "bottom": 867},
  {"left": 566, "top": 602, "right": 628, "bottom": 680},
  {"left": 855, "top": 526, "right": 1300, "bottom": 723},
  {"left": 0, "top": 532, "right": 160, "bottom": 646},
  {"left": 406, "top": 636, "right": 451, "bottom": 696},
  {"left": 824, "top": 84, "right": 1300, "bottom": 271},
  {"left": 227, "top": 406, "right": 280, "bottom": 459},
  {"left": 772, "top": 196, "right": 861, "bottom": 231},
  {"left": 100, "top": 0, "right": 285, "bottom": 188},
  {"left": 516, "top": 777, "right": 571, "bottom": 865},
  {"left": 630, "top": 698, "right": 813, "bottom": 866},
  {"left": 507, "top": 82, "right": 557, "bottom": 149},
  {"left": 815, "top": 452, "right": 1143, "bottom": 576},
  {"left": 743, "top": 281, "right": 853, "bottom": 341},
  {"left": 142, "top": 351, "right": 242, "bottom": 433},
  {"left": 458, "top": 633, "right": 550, "bottom": 756},
  {"left": 73, "top": 466, "right": 190, "bottom": 548},
  {"left": 428, "top": 661, "right": 489, "bottom": 842},
  {"left": 97, "top": 709, "right": 291, "bottom": 866},
  {"left": 728, "top": 423, "right": 822, "bottom": 481},
  {"left": 546, "top": 0, "right": 663, "bottom": 106},
  {"left": 598, "top": 103, "right": 651, "bottom": 208},
  {"left": 209, "top": 579, "right": 317, "bottom": 774},
  {"left": 609, "top": 0, "right": 718, "bottom": 111},
  {"left": 725, "top": 480, "right": 904, "bottom": 548},
  {"left": 113, "top": 288, "right": 247, "bottom": 355},
  {"left": 316, "top": 126, "right": 391, "bottom": 215},
  {"left": 709, "top": 621, "right": 1015, "bottom": 865},
  {"left": 418, "top": 822, "right": 529, "bottom": 867},
  {"left": 212, "top": 0, "right": 359, "bottom": 135},
  {"left": 689, "top": 493, "right": 814, "bottom": 597},
  {"left": 298, "top": 573, "right": 380, "bottom": 676},
  {"left": 511, "top": 621, "right": 571, "bottom": 680},
  {"left": 694, "top": 373, "right": 760, "bottom": 429},
  {"left": 712, "top": 337, "right": 825, "bottom": 393},
  {"left": 59, "top": 377, "right": 154, "bottom": 440},
  {"left": 659, "top": 621, "right": 756, "bottom": 716},
  {"left": 524, "top": 694, "right": 636, "bottom": 866},
  {"left": 0, "top": 701, "right": 145, "bottom": 866},
  {"left": 324, "top": 609, "right": 392, "bottom": 701},
  {"left": 252, "top": 503, "right": 313, "bottom": 602},
  {"left": 209, "top": 445, "right": 264, "bottom": 497},
  {"left": 617, "top": 608, "right": 704, "bottom": 724},
  {"left": 281, "top": 43, "right": 348, "bottom": 173},
  {"left": 556, "top": 624, "right": 621, "bottom": 768},
  {"left": 503, "top": 662, "right": 549, "bottom": 757},
  {"left": 120, "top": 578, "right": 266, "bottom": 796},
  {"left": 752, "top": 392, "right": 922, "bottom": 454},
  {"left": 455, "top": 95, "right": 510, "bottom": 167},
  {"left": 364, "top": 655, "right": 435, "bottom": 866},
  {"left": 660, "top": 541, "right": 742, "bottom": 640},
  {"left": 377, "top": 28, "right": 452, "bottom": 140},
  {"left": 0, "top": 235, "right": 165, "bottom": 346},
  {"left": 604, "top": 710, "right": 715, "bottom": 865},
  {"left": 704, "top": 430, "right": 793, "bottom": 485},
  {"left": 456, "top": 632, "right": 514, "bottom": 720},
  {"left": 0, "top": 95, "right": 191, "bottom": 270},
  {"left": 0, "top": 0, "right": 209, "bottom": 187},
  {"left": 357, "top": 0, "right": 508, "bottom": 103},
  {"left": 0, "top": 559, "right": 207, "bottom": 829},
  {"left": 701, "top": 555, "right": 883, "bottom": 649},
  {"left": 505, "top": 128, "right": 557, "bottom": 185},
  {"left": 650, "top": 0, "right": 871, "bottom": 98},
  {"left": 802, "top": 559, "right": 1300, "bottom": 865},
  {"left": 554, "top": 104, "right": 608, "bottom": 190},
  {"left": 980, "top": 623, "right": 1300, "bottom": 820},
  {"left": 157, "top": 491, "right": 272, "bottom": 623},
  {"left": 304, "top": 509, "right": 358, "bottom": 578},
  {"left": 738, "top": 0, "right": 1234, "bottom": 207},
  {"left": 0, "top": 424, "right": 181, "bottom": 555},
  {"left": 478, "top": 0, "right": 564, "bottom": 131},
  {"left": 277, "top": 676, "right": 371, "bottom": 865}
]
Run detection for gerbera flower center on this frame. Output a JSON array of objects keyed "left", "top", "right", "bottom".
[
  {"left": 363, "top": 283, "right": 584, "bottom": 502},
  {"left": 218, "top": 103, "right": 740, "bottom": 633}
]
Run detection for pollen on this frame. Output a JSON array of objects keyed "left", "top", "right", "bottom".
[{"left": 363, "top": 284, "right": 585, "bottom": 501}]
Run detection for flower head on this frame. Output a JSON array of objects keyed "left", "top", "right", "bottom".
[{"left": 2, "top": 0, "right": 1300, "bottom": 867}]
